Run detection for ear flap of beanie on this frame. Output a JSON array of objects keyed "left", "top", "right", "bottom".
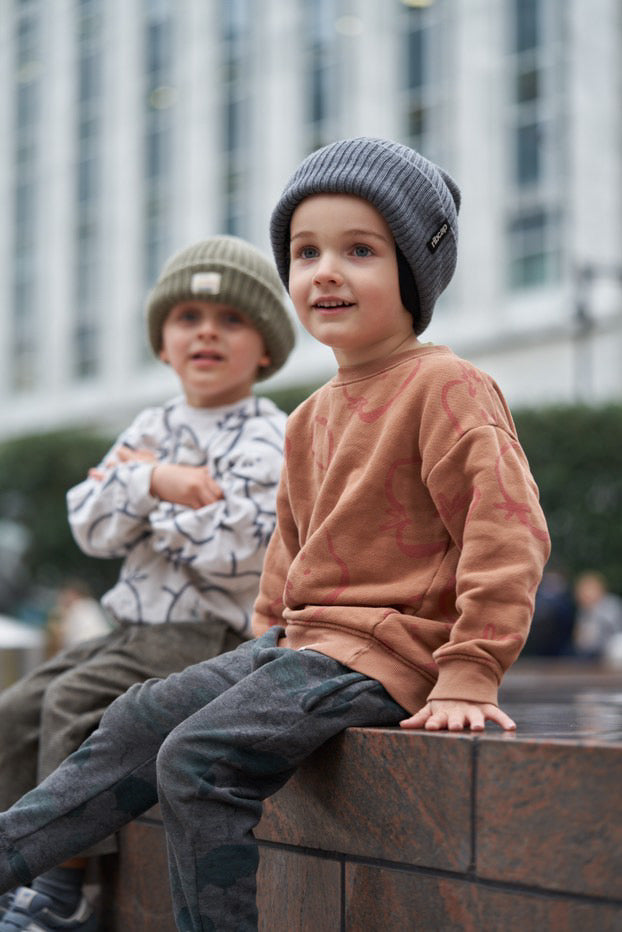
[{"left": 396, "top": 246, "right": 422, "bottom": 333}]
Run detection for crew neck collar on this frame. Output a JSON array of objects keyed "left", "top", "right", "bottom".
[{"left": 333, "top": 344, "right": 451, "bottom": 385}]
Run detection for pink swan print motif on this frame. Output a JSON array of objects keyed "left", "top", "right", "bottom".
[
  {"left": 380, "top": 458, "right": 447, "bottom": 558},
  {"left": 311, "top": 415, "right": 335, "bottom": 471},
  {"left": 266, "top": 595, "right": 284, "bottom": 627},
  {"left": 494, "top": 442, "right": 549, "bottom": 542},
  {"left": 441, "top": 364, "right": 497, "bottom": 436},
  {"left": 436, "top": 487, "right": 479, "bottom": 526},
  {"left": 307, "top": 529, "right": 351, "bottom": 621},
  {"left": 341, "top": 360, "right": 422, "bottom": 424}
]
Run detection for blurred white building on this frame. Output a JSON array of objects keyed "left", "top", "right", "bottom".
[{"left": 0, "top": 0, "right": 621, "bottom": 441}]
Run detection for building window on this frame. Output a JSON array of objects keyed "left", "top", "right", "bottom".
[
  {"left": 220, "top": 0, "right": 250, "bottom": 236},
  {"left": 401, "top": 0, "right": 452, "bottom": 166},
  {"left": 304, "top": 0, "right": 339, "bottom": 152},
  {"left": 506, "top": 0, "right": 565, "bottom": 290},
  {"left": 507, "top": 208, "right": 560, "bottom": 289},
  {"left": 11, "top": 2, "right": 42, "bottom": 392},
  {"left": 73, "top": 0, "right": 103, "bottom": 379},
  {"left": 143, "top": 0, "right": 175, "bottom": 295}
]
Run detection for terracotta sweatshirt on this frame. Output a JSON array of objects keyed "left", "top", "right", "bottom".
[{"left": 252, "top": 345, "right": 550, "bottom": 713}]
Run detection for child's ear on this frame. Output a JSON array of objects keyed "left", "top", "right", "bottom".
[
  {"left": 159, "top": 347, "right": 170, "bottom": 365},
  {"left": 258, "top": 352, "right": 271, "bottom": 371}
]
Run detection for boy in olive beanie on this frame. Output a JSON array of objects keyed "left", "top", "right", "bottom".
[
  {"left": 146, "top": 235, "right": 295, "bottom": 379},
  {"left": 0, "top": 236, "right": 294, "bottom": 931},
  {"left": 0, "top": 142, "right": 548, "bottom": 932}
]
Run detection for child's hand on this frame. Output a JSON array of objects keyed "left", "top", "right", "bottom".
[
  {"left": 400, "top": 699, "right": 516, "bottom": 732},
  {"left": 88, "top": 445, "right": 156, "bottom": 480},
  {"left": 116, "top": 446, "right": 158, "bottom": 465},
  {"left": 150, "top": 463, "right": 224, "bottom": 509}
]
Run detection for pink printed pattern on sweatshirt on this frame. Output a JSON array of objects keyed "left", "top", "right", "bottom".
[
  {"left": 311, "top": 415, "right": 335, "bottom": 471},
  {"left": 267, "top": 594, "right": 284, "bottom": 627},
  {"left": 441, "top": 363, "right": 499, "bottom": 436},
  {"left": 494, "top": 442, "right": 550, "bottom": 542},
  {"left": 436, "top": 488, "right": 475, "bottom": 524},
  {"left": 341, "top": 360, "right": 422, "bottom": 424},
  {"left": 303, "top": 530, "right": 351, "bottom": 620},
  {"left": 481, "top": 622, "right": 523, "bottom": 649},
  {"left": 380, "top": 457, "right": 447, "bottom": 559}
]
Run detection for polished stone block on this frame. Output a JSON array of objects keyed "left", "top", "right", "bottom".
[
  {"left": 98, "top": 813, "right": 175, "bottom": 932},
  {"left": 97, "top": 663, "right": 622, "bottom": 930},
  {"left": 345, "top": 864, "right": 622, "bottom": 931},
  {"left": 257, "top": 847, "right": 340, "bottom": 931},
  {"left": 256, "top": 726, "right": 472, "bottom": 871},
  {"left": 476, "top": 738, "right": 622, "bottom": 899}
]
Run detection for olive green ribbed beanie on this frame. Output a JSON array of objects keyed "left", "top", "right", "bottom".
[{"left": 146, "top": 236, "right": 296, "bottom": 380}]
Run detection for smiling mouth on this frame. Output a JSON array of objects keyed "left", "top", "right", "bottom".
[
  {"left": 191, "top": 350, "right": 224, "bottom": 362},
  {"left": 313, "top": 300, "right": 355, "bottom": 310}
]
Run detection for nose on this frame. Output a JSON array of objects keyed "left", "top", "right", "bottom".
[
  {"left": 312, "top": 251, "right": 343, "bottom": 286},
  {"left": 197, "top": 313, "right": 219, "bottom": 339}
]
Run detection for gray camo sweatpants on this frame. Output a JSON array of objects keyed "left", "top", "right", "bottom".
[{"left": 0, "top": 627, "right": 405, "bottom": 931}]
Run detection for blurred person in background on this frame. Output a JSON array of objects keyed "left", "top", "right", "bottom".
[
  {"left": 0, "top": 236, "right": 294, "bottom": 932},
  {"left": 572, "top": 570, "right": 622, "bottom": 661},
  {"left": 0, "top": 494, "right": 31, "bottom": 616},
  {"left": 522, "top": 562, "right": 576, "bottom": 657},
  {"left": 46, "top": 580, "right": 112, "bottom": 658}
]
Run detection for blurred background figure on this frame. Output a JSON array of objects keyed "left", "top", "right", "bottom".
[
  {"left": 523, "top": 564, "right": 577, "bottom": 657},
  {"left": 0, "top": 613, "right": 44, "bottom": 691},
  {"left": 46, "top": 580, "right": 111, "bottom": 657},
  {"left": 572, "top": 570, "right": 622, "bottom": 661},
  {"left": 0, "top": 494, "right": 31, "bottom": 617}
]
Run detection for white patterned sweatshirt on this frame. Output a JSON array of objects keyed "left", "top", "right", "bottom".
[{"left": 67, "top": 394, "right": 287, "bottom": 636}]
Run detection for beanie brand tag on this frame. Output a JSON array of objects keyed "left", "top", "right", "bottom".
[
  {"left": 427, "top": 220, "right": 450, "bottom": 253},
  {"left": 191, "top": 272, "right": 222, "bottom": 295}
]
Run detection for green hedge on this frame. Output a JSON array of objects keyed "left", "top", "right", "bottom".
[
  {"left": 1, "top": 400, "right": 621, "bottom": 619},
  {"left": 0, "top": 429, "right": 119, "bottom": 615},
  {"left": 259, "top": 382, "right": 321, "bottom": 415},
  {"left": 513, "top": 404, "right": 622, "bottom": 596}
]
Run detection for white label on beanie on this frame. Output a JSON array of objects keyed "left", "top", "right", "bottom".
[{"left": 191, "top": 272, "right": 222, "bottom": 294}]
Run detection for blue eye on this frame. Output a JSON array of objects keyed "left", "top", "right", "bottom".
[
  {"left": 299, "top": 245, "right": 319, "bottom": 259},
  {"left": 352, "top": 244, "right": 372, "bottom": 257},
  {"left": 177, "top": 307, "right": 200, "bottom": 323},
  {"left": 217, "top": 306, "right": 249, "bottom": 327}
]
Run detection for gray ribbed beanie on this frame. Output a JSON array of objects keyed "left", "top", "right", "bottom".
[
  {"left": 146, "top": 235, "right": 296, "bottom": 380},
  {"left": 270, "top": 137, "right": 461, "bottom": 335}
]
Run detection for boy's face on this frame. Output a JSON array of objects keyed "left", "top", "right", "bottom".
[
  {"left": 289, "top": 193, "right": 417, "bottom": 367},
  {"left": 159, "top": 301, "right": 270, "bottom": 407}
]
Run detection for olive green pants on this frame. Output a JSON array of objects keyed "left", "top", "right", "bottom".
[{"left": 0, "top": 618, "right": 242, "bottom": 854}]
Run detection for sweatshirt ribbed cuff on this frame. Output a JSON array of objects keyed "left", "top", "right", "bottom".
[
  {"left": 426, "top": 658, "right": 501, "bottom": 707},
  {"left": 122, "top": 462, "right": 159, "bottom": 514}
]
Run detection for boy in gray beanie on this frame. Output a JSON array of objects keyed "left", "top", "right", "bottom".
[
  {"left": 0, "top": 141, "right": 549, "bottom": 932},
  {"left": 0, "top": 235, "right": 294, "bottom": 931}
]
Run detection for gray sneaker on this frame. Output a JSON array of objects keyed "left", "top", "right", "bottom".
[
  {"left": 0, "top": 894, "right": 14, "bottom": 920},
  {"left": 0, "top": 887, "right": 96, "bottom": 931}
]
